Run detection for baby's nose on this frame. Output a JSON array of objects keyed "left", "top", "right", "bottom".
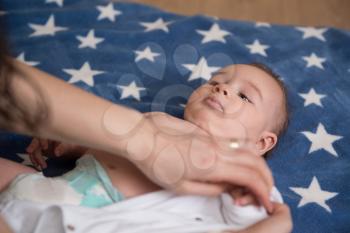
[{"left": 212, "top": 84, "right": 230, "bottom": 97}]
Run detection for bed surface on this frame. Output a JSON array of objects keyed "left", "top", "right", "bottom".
[{"left": 0, "top": 0, "right": 350, "bottom": 232}]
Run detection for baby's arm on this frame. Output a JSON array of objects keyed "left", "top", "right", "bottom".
[
  {"left": 225, "top": 202, "right": 292, "bottom": 233},
  {"left": 222, "top": 187, "right": 284, "bottom": 231},
  {"left": 26, "top": 138, "right": 88, "bottom": 169}
]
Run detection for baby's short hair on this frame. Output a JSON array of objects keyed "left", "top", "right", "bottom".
[{"left": 249, "top": 63, "right": 289, "bottom": 157}]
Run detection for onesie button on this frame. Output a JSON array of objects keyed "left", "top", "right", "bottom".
[{"left": 67, "top": 224, "right": 75, "bottom": 231}]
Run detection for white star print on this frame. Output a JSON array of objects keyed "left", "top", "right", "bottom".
[
  {"left": 140, "top": 18, "right": 172, "bottom": 33},
  {"left": 63, "top": 62, "right": 105, "bottom": 86},
  {"left": 17, "top": 153, "right": 35, "bottom": 166},
  {"left": 117, "top": 81, "right": 146, "bottom": 101},
  {"left": 290, "top": 176, "right": 338, "bottom": 213},
  {"left": 296, "top": 27, "right": 328, "bottom": 42},
  {"left": 255, "top": 22, "right": 271, "bottom": 27},
  {"left": 196, "top": 23, "right": 231, "bottom": 44},
  {"left": 301, "top": 123, "right": 343, "bottom": 157},
  {"left": 182, "top": 57, "right": 221, "bottom": 82},
  {"left": 76, "top": 29, "right": 104, "bottom": 49},
  {"left": 97, "top": 3, "right": 122, "bottom": 22},
  {"left": 299, "top": 88, "right": 326, "bottom": 107},
  {"left": 209, "top": 16, "right": 219, "bottom": 21},
  {"left": 134, "top": 46, "right": 160, "bottom": 62},
  {"left": 29, "top": 15, "right": 67, "bottom": 37},
  {"left": 302, "top": 53, "right": 326, "bottom": 69},
  {"left": 16, "top": 52, "right": 40, "bottom": 66},
  {"left": 246, "top": 39, "right": 270, "bottom": 57},
  {"left": 45, "top": 0, "right": 64, "bottom": 7}
]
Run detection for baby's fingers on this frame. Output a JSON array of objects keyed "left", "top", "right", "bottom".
[
  {"left": 39, "top": 139, "right": 48, "bottom": 150},
  {"left": 235, "top": 193, "right": 259, "bottom": 206},
  {"left": 32, "top": 148, "right": 47, "bottom": 170},
  {"left": 26, "top": 138, "right": 40, "bottom": 154}
]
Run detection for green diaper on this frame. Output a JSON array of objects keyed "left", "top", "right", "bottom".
[{"left": 61, "top": 154, "right": 124, "bottom": 208}]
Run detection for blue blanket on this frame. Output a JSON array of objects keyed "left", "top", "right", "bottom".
[{"left": 1, "top": 0, "right": 349, "bottom": 232}]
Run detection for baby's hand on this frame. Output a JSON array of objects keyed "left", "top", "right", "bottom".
[
  {"left": 230, "top": 187, "right": 259, "bottom": 207},
  {"left": 26, "top": 138, "right": 87, "bottom": 170}
]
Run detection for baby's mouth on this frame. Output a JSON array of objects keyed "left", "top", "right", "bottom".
[{"left": 204, "top": 96, "right": 224, "bottom": 113}]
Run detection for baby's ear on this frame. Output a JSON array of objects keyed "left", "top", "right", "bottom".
[{"left": 255, "top": 131, "right": 277, "bottom": 157}]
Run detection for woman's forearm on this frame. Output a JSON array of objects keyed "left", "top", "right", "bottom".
[
  {"left": 9, "top": 59, "right": 276, "bottom": 207},
  {"left": 10, "top": 59, "right": 145, "bottom": 157}
]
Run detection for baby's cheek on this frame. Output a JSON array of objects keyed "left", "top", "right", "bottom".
[{"left": 241, "top": 110, "right": 267, "bottom": 135}]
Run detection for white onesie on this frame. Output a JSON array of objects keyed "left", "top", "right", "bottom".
[{"left": 0, "top": 187, "right": 283, "bottom": 233}]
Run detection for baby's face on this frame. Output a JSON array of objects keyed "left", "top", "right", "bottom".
[{"left": 184, "top": 64, "right": 283, "bottom": 154}]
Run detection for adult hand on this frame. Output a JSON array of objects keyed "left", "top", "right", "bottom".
[
  {"left": 114, "top": 112, "right": 274, "bottom": 213},
  {"left": 9, "top": 60, "right": 274, "bottom": 212}
]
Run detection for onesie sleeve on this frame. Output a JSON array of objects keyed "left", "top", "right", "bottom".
[{"left": 220, "top": 186, "right": 283, "bottom": 231}]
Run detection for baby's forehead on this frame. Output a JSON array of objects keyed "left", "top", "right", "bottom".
[{"left": 211, "top": 64, "right": 276, "bottom": 84}]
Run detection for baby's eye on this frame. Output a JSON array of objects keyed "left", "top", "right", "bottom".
[
  {"left": 208, "top": 80, "right": 219, "bottom": 86},
  {"left": 238, "top": 92, "right": 252, "bottom": 103}
]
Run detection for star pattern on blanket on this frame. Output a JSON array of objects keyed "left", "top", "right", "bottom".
[
  {"left": 63, "top": 62, "right": 105, "bottom": 86},
  {"left": 245, "top": 39, "right": 270, "bottom": 57},
  {"left": 140, "top": 18, "right": 172, "bottom": 33},
  {"left": 296, "top": 27, "right": 328, "bottom": 42},
  {"left": 301, "top": 123, "right": 343, "bottom": 157},
  {"left": 76, "top": 29, "right": 104, "bottom": 49},
  {"left": 97, "top": 3, "right": 122, "bottom": 22},
  {"left": 290, "top": 176, "right": 338, "bottom": 213},
  {"left": 302, "top": 53, "right": 326, "bottom": 69},
  {"left": 16, "top": 52, "right": 40, "bottom": 66},
  {"left": 17, "top": 153, "right": 48, "bottom": 167},
  {"left": 45, "top": 0, "right": 64, "bottom": 7},
  {"left": 255, "top": 22, "right": 271, "bottom": 27},
  {"left": 117, "top": 81, "right": 146, "bottom": 101},
  {"left": 1, "top": 1, "right": 349, "bottom": 232},
  {"left": 134, "top": 46, "right": 160, "bottom": 62},
  {"left": 183, "top": 57, "right": 221, "bottom": 81},
  {"left": 28, "top": 15, "right": 67, "bottom": 37},
  {"left": 299, "top": 88, "right": 326, "bottom": 107},
  {"left": 196, "top": 23, "right": 231, "bottom": 44}
]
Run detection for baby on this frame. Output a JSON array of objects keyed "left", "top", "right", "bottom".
[{"left": 0, "top": 63, "right": 288, "bottom": 229}]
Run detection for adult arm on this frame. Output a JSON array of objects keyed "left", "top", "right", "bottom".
[{"left": 7, "top": 59, "right": 274, "bottom": 212}]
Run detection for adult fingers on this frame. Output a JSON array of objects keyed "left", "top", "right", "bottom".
[
  {"left": 174, "top": 181, "right": 228, "bottom": 197},
  {"left": 221, "top": 152, "right": 274, "bottom": 191},
  {"left": 206, "top": 162, "right": 273, "bottom": 213}
]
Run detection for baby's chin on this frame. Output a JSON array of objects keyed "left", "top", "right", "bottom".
[{"left": 183, "top": 109, "right": 210, "bottom": 134}]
